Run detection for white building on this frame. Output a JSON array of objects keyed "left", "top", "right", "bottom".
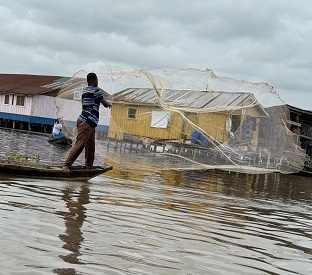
[{"left": 0, "top": 73, "right": 110, "bottom": 136}]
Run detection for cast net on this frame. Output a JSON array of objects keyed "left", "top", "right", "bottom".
[{"left": 55, "top": 68, "right": 306, "bottom": 174}]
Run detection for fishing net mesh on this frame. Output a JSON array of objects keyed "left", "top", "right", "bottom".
[{"left": 55, "top": 68, "right": 306, "bottom": 174}]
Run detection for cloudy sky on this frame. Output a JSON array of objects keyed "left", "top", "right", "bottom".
[{"left": 0, "top": 0, "right": 311, "bottom": 109}]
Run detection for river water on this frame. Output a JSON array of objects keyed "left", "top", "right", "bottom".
[{"left": 0, "top": 129, "right": 311, "bottom": 275}]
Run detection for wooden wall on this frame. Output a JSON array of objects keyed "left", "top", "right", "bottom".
[
  {"left": 108, "top": 104, "right": 183, "bottom": 140},
  {"left": 109, "top": 103, "right": 264, "bottom": 145},
  {"left": 0, "top": 94, "right": 32, "bottom": 115},
  {"left": 32, "top": 95, "right": 57, "bottom": 118}
]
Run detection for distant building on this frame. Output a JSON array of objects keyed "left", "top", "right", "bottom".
[
  {"left": 287, "top": 104, "right": 312, "bottom": 161},
  {"left": 0, "top": 74, "right": 67, "bottom": 133},
  {"left": 0, "top": 73, "right": 110, "bottom": 137}
]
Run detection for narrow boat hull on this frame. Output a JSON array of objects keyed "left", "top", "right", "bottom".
[{"left": 0, "top": 162, "right": 113, "bottom": 180}]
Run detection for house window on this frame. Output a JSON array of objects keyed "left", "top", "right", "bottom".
[
  {"left": 4, "top": 95, "right": 10, "bottom": 105},
  {"left": 151, "top": 111, "right": 171, "bottom": 128},
  {"left": 128, "top": 107, "right": 138, "bottom": 119},
  {"left": 16, "top": 95, "right": 25, "bottom": 107}
]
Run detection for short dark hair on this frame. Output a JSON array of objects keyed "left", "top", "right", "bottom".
[{"left": 87, "top": 72, "right": 97, "bottom": 82}]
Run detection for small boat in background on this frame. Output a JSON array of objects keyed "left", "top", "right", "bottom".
[
  {"left": 49, "top": 118, "right": 73, "bottom": 146},
  {"left": 48, "top": 136, "right": 73, "bottom": 146}
]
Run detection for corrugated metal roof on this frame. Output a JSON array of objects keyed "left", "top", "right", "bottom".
[
  {"left": 109, "top": 88, "right": 260, "bottom": 112},
  {"left": 0, "top": 74, "right": 69, "bottom": 95}
]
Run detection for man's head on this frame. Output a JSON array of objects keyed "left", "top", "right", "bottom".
[{"left": 87, "top": 72, "right": 98, "bottom": 87}]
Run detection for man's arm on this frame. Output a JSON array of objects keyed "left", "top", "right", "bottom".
[{"left": 100, "top": 98, "right": 112, "bottom": 108}]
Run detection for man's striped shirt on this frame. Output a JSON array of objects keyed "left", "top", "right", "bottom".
[{"left": 78, "top": 86, "right": 103, "bottom": 127}]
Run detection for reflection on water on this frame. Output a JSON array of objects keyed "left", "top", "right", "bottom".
[
  {"left": 53, "top": 183, "right": 89, "bottom": 274},
  {"left": 0, "top": 129, "right": 311, "bottom": 274}
]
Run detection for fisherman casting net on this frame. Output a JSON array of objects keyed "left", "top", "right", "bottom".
[{"left": 55, "top": 68, "right": 306, "bottom": 174}]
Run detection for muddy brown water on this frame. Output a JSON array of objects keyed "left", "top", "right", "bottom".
[{"left": 0, "top": 129, "right": 311, "bottom": 274}]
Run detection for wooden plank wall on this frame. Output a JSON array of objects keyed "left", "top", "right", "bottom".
[
  {"left": 108, "top": 103, "right": 265, "bottom": 146},
  {"left": 108, "top": 104, "right": 183, "bottom": 140},
  {"left": 0, "top": 94, "right": 32, "bottom": 115}
]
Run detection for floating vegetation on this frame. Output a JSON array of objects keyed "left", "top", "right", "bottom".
[{"left": 4, "top": 154, "right": 40, "bottom": 163}]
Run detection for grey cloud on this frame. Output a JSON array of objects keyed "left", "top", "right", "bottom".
[{"left": 0, "top": 0, "right": 311, "bottom": 109}]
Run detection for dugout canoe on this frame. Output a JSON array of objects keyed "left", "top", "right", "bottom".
[{"left": 0, "top": 161, "right": 113, "bottom": 181}]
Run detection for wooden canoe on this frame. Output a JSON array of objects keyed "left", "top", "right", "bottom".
[{"left": 0, "top": 161, "right": 113, "bottom": 181}]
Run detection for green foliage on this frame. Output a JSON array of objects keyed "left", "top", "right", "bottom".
[{"left": 5, "top": 154, "right": 40, "bottom": 163}]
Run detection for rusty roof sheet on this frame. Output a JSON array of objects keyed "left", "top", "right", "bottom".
[
  {"left": 109, "top": 88, "right": 261, "bottom": 112},
  {"left": 0, "top": 74, "right": 69, "bottom": 95}
]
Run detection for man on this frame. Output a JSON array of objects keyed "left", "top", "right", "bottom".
[
  {"left": 63, "top": 73, "right": 111, "bottom": 171},
  {"left": 52, "top": 119, "right": 64, "bottom": 138}
]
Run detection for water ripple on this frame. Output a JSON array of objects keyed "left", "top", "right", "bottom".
[{"left": 0, "top": 129, "right": 311, "bottom": 274}]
